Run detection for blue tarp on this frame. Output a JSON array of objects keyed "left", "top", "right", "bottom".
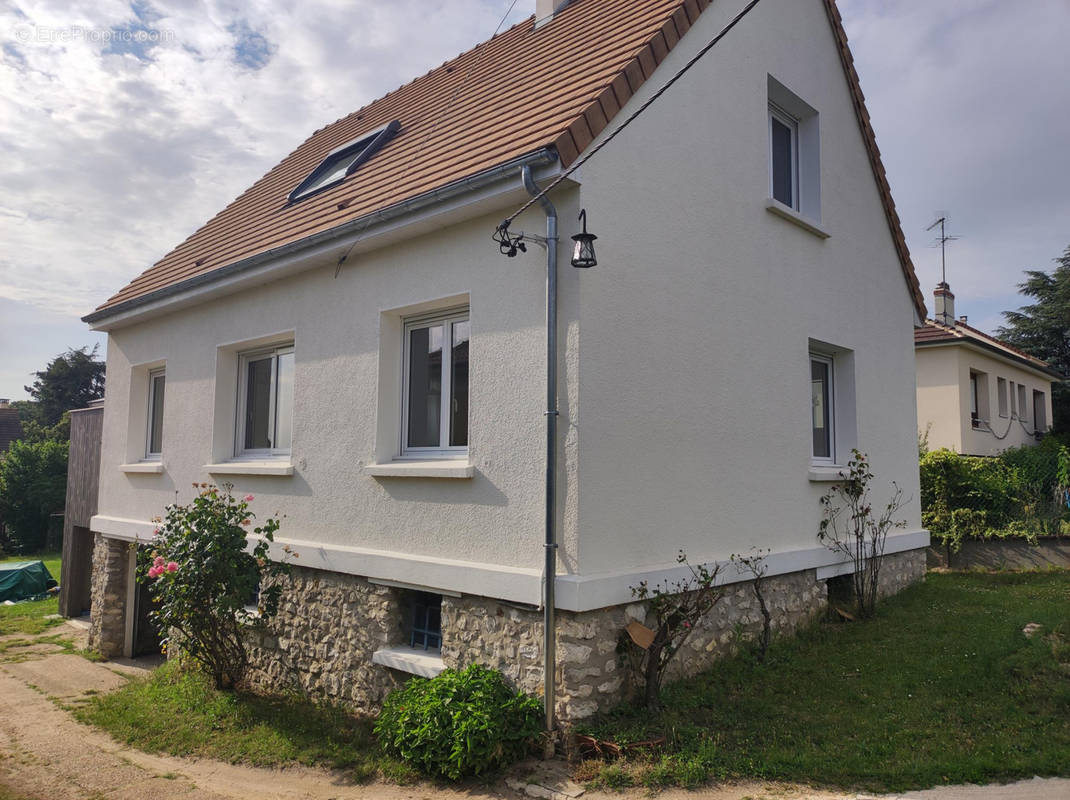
[{"left": 0, "top": 561, "right": 57, "bottom": 603}]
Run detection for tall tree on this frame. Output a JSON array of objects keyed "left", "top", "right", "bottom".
[
  {"left": 23, "top": 346, "right": 105, "bottom": 427},
  {"left": 997, "top": 246, "right": 1070, "bottom": 431}
]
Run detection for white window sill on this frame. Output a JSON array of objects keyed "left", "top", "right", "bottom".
[
  {"left": 119, "top": 462, "right": 165, "bottom": 474},
  {"left": 808, "top": 465, "right": 847, "bottom": 482},
  {"left": 766, "top": 198, "right": 830, "bottom": 239},
  {"left": 364, "top": 460, "right": 474, "bottom": 479},
  {"left": 372, "top": 646, "right": 446, "bottom": 677},
  {"left": 204, "top": 461, "right": 295, "bottom": 476}
]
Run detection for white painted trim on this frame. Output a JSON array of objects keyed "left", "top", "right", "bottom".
[
  {"left": 765, "top": 198, "right": 830, "bottom": 239},
  {"left": 553, "top": 529, "right": 930, "bottom": 612},
  {"left": 368, "top": 578, "right": 461, "bottom": 598},
  {"left": 87, "top": 520, "right": 929, "bottom": 613},
  {"left": 807, "top": 465, "right": 846, "bottom": 482},
  {"left": 118, "top": 462, "right": 165, "bottom": 474},
  {"left": 372, "top": 646, "right": 446, "bottom": 677},
  {"left": 203, "top": 461, "right": 295, "bottom": 476},
  {"left": 364, "top": 460, "right": 474, "bottom": 478},
  {"left": 815, "top": 561, "right": 857, "bottom": 580},
  {"left": 262, "top": 535, "right": 544, "bottom": 605}
]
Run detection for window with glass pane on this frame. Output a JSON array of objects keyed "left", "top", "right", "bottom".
[
  {"left": 404, "top": 311, "right": 469, "bottom": 454},
  {"left": 238, "top": 345, "right": 294, "bottom": 455},
  {"left": 147, "top": 369, "right": 165, "bottom": 457},
  {"left": 770, "top": 105, "right": 797, "bottom": 208},
  {"left": 811, "top": 356, "right": 833, "bottom": 461},
  {"left": 408, "top": 591, "right": 442, "bottom": 651}
]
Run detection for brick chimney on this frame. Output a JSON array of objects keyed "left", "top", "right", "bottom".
[{"left": 934, "top": 282, "right": 955, "bottom": 327}]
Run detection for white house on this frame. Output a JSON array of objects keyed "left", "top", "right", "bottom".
[
  {"left": 916, "top": 282, "right": 1058, "bottom": 456},
  {"left": 83, "top": 0, "right": 929, "bottom": 723}
]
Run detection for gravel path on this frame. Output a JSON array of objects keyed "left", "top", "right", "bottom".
[{"left": 0, "top": 623, "right": 1065, "bottom": 800}]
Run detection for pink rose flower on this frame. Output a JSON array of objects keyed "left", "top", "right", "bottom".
[
  {"left": 244, "top": 494, "right": 255, "bottom": 502},
  {"left": 166, "top": 562, "right": 178, "bottom": 572},
  {"left": 153, "top": 556, "right": 165, "bottom": 567},
  {"left": 148, "top": 566, "right": 160, "bottom": 578}
]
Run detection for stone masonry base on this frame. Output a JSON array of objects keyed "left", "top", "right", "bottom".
[
  {"left": 240, "top": 547, "right": 927, "bottom": 722},
  {"left": 88, "top": 534, "right": 130, "bottom": 658}
]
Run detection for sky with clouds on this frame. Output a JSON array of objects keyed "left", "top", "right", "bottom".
[{"left": 1, "top": 0, "right": 1067, "bottom": 400}]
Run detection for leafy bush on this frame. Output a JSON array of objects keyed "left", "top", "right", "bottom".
[
  {"left": 375, "top": 664, "right": 542, "bottom": 779},
  {"left": 0, "top": 439, "right": 68, "bottom": 554},
  {"left": 920, "top": 442, "right": 1070, "bottom": 550},
  {"left": 141, "top": 483, "right": 289, "bottom": 689}
]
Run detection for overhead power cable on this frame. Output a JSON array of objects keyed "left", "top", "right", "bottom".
[{"left": 499, "top": 0, "right": 764, "bottom": 230}]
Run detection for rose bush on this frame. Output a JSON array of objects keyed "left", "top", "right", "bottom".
[{"left": 140, "top": 483, "right": 290, "bottom": 689}]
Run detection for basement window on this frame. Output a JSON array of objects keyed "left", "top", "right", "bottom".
[
  {"left": 407, "top": 591, "right": 442, "bottom": 652},
  {"left": 288, "top": 120, "right": 401, "bottom": 203}
]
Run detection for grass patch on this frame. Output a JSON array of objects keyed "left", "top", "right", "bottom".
[
  {"left": 578, "top": 571, "right": 1070, "bottom": 793},
  {"left": 76, "top": 660, "right": 412, "bottom": 783},
  {"left": 0, "top": 552, "right": 62, "bottom": 636}
]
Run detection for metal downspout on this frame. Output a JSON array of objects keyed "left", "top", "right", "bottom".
[{"left": 522, "top": 165, "right": 558, "bottom": 736}]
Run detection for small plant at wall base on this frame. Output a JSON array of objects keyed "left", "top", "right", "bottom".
[
  {"left": 375, "top": 664, "right": 542, "bottom": 780},
  {"left": 139, "top": 483, "right": 290, "bottom": 690},
  {"left": 818, "top": 450, "right": 905, "bottom": 619},
  {"left": 621, "top": 551, "right": 724, "bottom": 711},
  {"left": 730, "top": 549, "right": 771, "bottom": 662}
]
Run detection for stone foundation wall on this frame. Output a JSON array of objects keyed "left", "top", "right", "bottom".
[
  {"left": 150, "top": 546, "right": 927, "bottom": 722},
  {"left": 87, "top": 534, "right": 130, "bottom": 657},
  {"left": 244, "top": 568, "right": 407, "bottom": 707}
]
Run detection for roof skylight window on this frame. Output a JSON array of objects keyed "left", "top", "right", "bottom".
[{"left": 288, "top": 119, "right": 401, "bottom": 203}]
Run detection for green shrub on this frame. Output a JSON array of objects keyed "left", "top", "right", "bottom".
[
  {"left": 0, "top": 439, "right": 68, "bottom": 554},
  {"left": 375, "top": 664, "right": 542, "bottom": 780},
  {"left": 920, "top": 444, "right": 1070, "bottom": 550}
]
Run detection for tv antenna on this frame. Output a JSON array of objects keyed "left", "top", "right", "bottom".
[{"left": 926, "top": 214, "right": 960, "bottom": 285}]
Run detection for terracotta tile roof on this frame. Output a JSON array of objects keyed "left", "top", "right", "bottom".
[
  {"left": 915, "top": 319, "right": 1062, "bottom": 378},
  {"left": 0, "top": 407, "right": 23, "bottom": 454},
  {"left": 91, "top": 0, "right": 927, "bottom": 323}
]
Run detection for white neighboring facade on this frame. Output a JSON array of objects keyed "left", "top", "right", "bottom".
[
  {"left": 83, "top": 0, "right": 930, "bottom": 716},
  {"left": 916, "top": 284, "right": 1058, "bottom": 456}
]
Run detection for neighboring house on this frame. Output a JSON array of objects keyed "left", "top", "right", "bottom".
[
  {"left": 82, "top": 0, "right": 929, "bottom": 723},
  {"left": 0, "top": 400, "right": 22, "bottom": 454},
  {"left": 916, "top": 282, "right": 1059, "bottom": 456}
]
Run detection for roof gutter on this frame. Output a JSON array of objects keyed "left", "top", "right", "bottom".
[{"left": 83, "top": 148, "right": 559, "bottom": 326}]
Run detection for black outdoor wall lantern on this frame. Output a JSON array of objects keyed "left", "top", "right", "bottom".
[{"left": 570, "top": 209, "right": 598, "bottom": 268}]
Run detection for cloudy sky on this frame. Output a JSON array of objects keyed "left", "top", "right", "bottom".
[{"left": 1, "top": 0, "right": 1067, "bottom": 400}]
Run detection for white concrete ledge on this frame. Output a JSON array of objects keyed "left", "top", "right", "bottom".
[
  {"left": 373, "top": 646, "right": 446, "bottom": 677},
  {"left": 808, "top": 465, "right": 847, "bottom": 482},
  {"left": 364, "top": 460, "right": 474, "bottom": 478},
  {"left": 765, "top": 198, "right": 830, "bottom": 239},
  {"left": 118, "top": 462, "right": 165, "bottom": 474},
  {"left": 203, "top": 461, "right": 294, "bottom": 476}
]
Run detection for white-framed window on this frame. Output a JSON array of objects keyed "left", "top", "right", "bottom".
[
  {"left": 402, "top": 309, "right": 469, "bottom": 457},
  {"left": 768, "top": 76, "right": 821, "bottom": 223},
  {"left": 1033, "top": 390, "right": 1047, "bottom": 432},
  {"left": 145, "top": 368, "right": 165, "bottom": 459},
  {"left": 810, "top": 353, "right": 834, "bottom": 463},
  {"left": 770, "top": 103, "right": 799, "bottom": 209},
  {"left": 969, "top": 370, "right": 989, "bottom": 429},
  {"left": 997, "top": 377, "right": 1008, "bottom": 418},
  {"left": 235, "top": 343, "right": 294, "bottom": 458},
  {"left": 1017, "top": 384, "right": 1029, "bottom": 422}
]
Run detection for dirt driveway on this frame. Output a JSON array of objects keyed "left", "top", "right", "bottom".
[{"left": 0, "top": 623, "right": 1065, "bottom": 800}]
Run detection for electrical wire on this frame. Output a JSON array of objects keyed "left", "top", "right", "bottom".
[
  {"left": 498, "top": 0, "right": 764, "bottom": 231},
  {"left": 333, "top": 0, "right": 522, "bottom": 277}
]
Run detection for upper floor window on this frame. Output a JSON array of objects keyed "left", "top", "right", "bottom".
[
  {"left": 770, "top": 104, "right": 798, "bottom": 209},
  {"left": 237, "top": 344, "right": 294, "bottom": 457},
  {"left": 146, "top": 368, "right": 165, "bottom": 458},
  {"left": 768, "top": 76, "right": 821, "bottom": 223},
  {"left": 403, "top": 309, "right": 469, "bottom": 457}
]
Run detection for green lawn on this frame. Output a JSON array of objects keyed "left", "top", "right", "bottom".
[
  {"left": 578, "top": 570, "right": 1070, "bottom": 793},
  {"left": 0, "top": 552, "right": 63, "bottom": 636},
  {"left": 76, "top": 661, "right": 414, "bottom": 783}
]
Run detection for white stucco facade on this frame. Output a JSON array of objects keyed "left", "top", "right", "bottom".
[
  {"left": 916, "top": 342, "right": 1054, "bottom": 456},
  {"left": 89, "top": 0, "right": 926, "bottom": 612}
]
